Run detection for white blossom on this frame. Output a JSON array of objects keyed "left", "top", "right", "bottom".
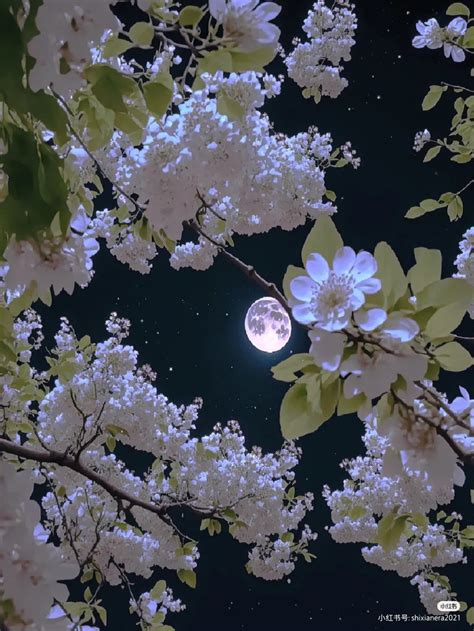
[
  {"left": 413, "top": 129, "right": 431, "bottom": 152},
  {"left": 285, "top": 0, "right": 357, "bottom": 101},
  {"left": 289, "top": 246, "right": 381, "bottom": 330},
  {"left": 454, "top": 226, "right": 474, "bottom": 317},
  {"left": 28, "top": 0, "right": 121, "bottom": 97},
  {"left": 412, "top": 16, "right": 467, "bottom": 62},
  {"left": 209, "top": 0, "right": 281, "bottom": 52}
]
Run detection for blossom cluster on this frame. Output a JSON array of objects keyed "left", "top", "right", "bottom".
[
  {"left": 285, "top": 0, "right": 357, "bottom": 101},
  {"left": 209, "top": 0, "right": 281, "bottom": 52},
  {"left": 101, "top": 72, "right": 339, "bottom": 270},
  {"left": 413, "top": 129, "right": 431, "bottom": 152},
  {"left": 28, "top": 0, "right": 120, "bottom": 97},
  {"left": 0, "top": 460, "right": 79, "bottom": 630},
  {"left": 1, "top": 209, "right": 99, "bottom": 299},
  {"left": 1, "top": 313, "right": 316, "bottom": 627},
  {"left": 323, "top": 417, "right": 467, "bottom": 614},
  {"left": 454, "top": 227, "right": 474, "bottom": 318}
]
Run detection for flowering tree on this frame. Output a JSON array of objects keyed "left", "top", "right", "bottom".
[{"left": 0, "top": 0, "right": 472, "bottom": 629}]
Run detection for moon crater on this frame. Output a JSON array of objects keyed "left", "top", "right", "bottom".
[{"left": 245, "top": 297, "right": 292, "bottom": 353}]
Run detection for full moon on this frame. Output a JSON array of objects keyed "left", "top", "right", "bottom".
[{"left": 245, "top": 297, "right": 292, "bottom": 353}]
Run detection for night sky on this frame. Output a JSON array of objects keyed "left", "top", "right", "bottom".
[{"left": 39, "top": 1, "right": 473, "bottom": 629}]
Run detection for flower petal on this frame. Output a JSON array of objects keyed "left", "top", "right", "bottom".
[
  {"left": 351, "top": 251, "right": 377, "bottom": 282},
  {"left": 254, "top": 2, "right": 282, "bottom": 21},
  {"left": 290, "top": 275, "right": 315, "bottom": 301},
  {"left": 209, "top": 0, "right": 226, "bottom": 20},
  {"left": 292, "top": 303, "right": 315, "bottom": 325},
  {"left": 448, "top": 17, "right": 467, "bottom": 36},
  {"left": 309, "top": 328, "right": 345, "bottom": 372},
  {"left": 306, "top": 252, "right": 329, "bottom": 283},
  {"left": 333, "top": 246, "right": 356, "bottom": 275},
  {"left": 356, "top": 277, "right": 381, "bottom": 294},
  {"left": 412, "top": 35, "right": 426, "bottom": 48},
  {"left": 382, "top": 317, "right": 419, "bottom": 342},
  {"left": 350, "top": 289, "right": 365, "bottom": 311},
  {"left": 451, "top": 46, "right": 466, "bottom": 62},
  {"left": 354, "top": 308, "right": 387, "bottom": 331}
]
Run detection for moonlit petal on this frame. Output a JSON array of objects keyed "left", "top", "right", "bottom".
[
  {"left": 451, "top": 46, "right": 466, "bottom": 62},
  {"left": 323, "top": 311, "right": 350, "bottom": 331},
  {"left": 382, "top": 448, "right": 404, "bottom": 477},
  {"left": 453, "top": 465, "right": 466, "bottom": 487},
  {"left": 459, "top": 386, "right": 470, "bottom": 400},
  {"left": 351, "top": 251, "right": 377, "bottom": 281},
  {"left": 343, "top": 375, "right": 361, "bottom": 398},
  {"left": 382, "top": 317, "right": 419, "bottom": 342},
  {"left": 354, "top": 308, "right": 387, "bottom": 331},
  {"left": 309, "top": 328, "right": 345, "bottom": 372},
  {"left": 290, "top": 276, "right": 315, "bottom": 301},
  {"left": 258, "top": 22, "right": 281, "bottom": 44},
  {"left": 254, "top": 2, "right": 282, "bottom": 21},
  {"left": 395, "top": 354, "right": 427, "bottom": 382},
  {"left": 292, "top": 303, "right": 315, "bottom": 324},
  {"left": 350, "top": 289, "right": 365, "bottom": 311},
  {"left": 444, "top": 42, "right": 452, "bottom": 58},
  {"left": 340, "top": 354, "right": 364, "bottom": 376},
  {"left": 412, "top": 36, "right": 426, "bottom": 48},
  {"left": 333, "top": 246, "right": 356, "bottom": 275},
  {"left": 209, "top": 0, "right": 226, "bottom": 19},
  {"left": 306, "top": 253, "right": 330, "bottom": 282},
  {"left": 356, "top": 277, "right": 381, "bottom": 294},
  {"left": 416, "top": 20, "right": 426, "bottom": 34},
  {"left": 448, "top": 17, "right": 467, "bottom": 36}
]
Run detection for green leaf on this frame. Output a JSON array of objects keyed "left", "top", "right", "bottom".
[
  {"left": 408, "top": 248, "right": 442, "bottom": 294},
  {"left": 0, "top": 125, "right": 68, "bottom": 241},
  {"left": 143, "top": 73, "right": 174, "bottom": 118},
  {"left": 26, "top": 90, "right": 69, "bottom": 146},
  {"left": 420, "top": 198, "right": 442, "bottom": 212},
  {"left": 447, "top": 195, "right": 464, "bottom": 221},
  {"left": 416, "top": 278, "right": 474, "bottom": 310},
  {"left": 305, "top": 375, "right": 322, "bottom": 413},
  {"left": 150, "top": 580, "right": 167, "bottom": 600},
  {"left": 434, "top": 342, "right": 473, "bottom": 372},
  {"left": 280, "top": 383, "right": 329, "bottom": 440},
  {"left": 467, "top": 607, "right": 474, "bottom": 626},
  {"left": 422, "top": 85, "right": 445, "bottom": 111},
  {"left": 374, "top": 242, "right": 408, "bottom": 308},
  {"left": 405, "top": 206, "right": 428, "bottom": 219},
  {"left": 178, "top": 5, "right": 204, "bottom": 26},
  {"left": 463, "top": 25, "right": 474, "bottom": 47},
  {"left": 103, "top": 35, "right": 134, "bottom": 57},
  {"left": 85, "top": 65, "right": 138, "bottom": 114},
  {"left": 425, "top": 303, "right": 467, "bottom": 338},
  {"left": 337, "top": 392, "right": 366, "bottom": 416},
  {"left": 447, "top": 2, "right": 470, "bottom": 16},
  {"left": 129, "top": 21, "right": 155, "bottom": 46},
  {"left": 423, "top": 145, "right": 441, "bottom": 162},
  {"left": 106, "top": 435, "right": 116, "bottom": 452},
  {"left": 377, "top": 513, "right": 409, "bottom": 551},
  {"left": 95, "top": 606, "right": 107, "bottom": 626},
  {"left": 301, "top": 215, "right": 343, "bottom": 267},
  {"left": 230, "top": 45, "right": 277, "bottom": 72},
  {"left": 271, "top": 353, "right": 315, "bottom": 383},
  {"left": 197, "top": 50, "right": 233, "bottom": 76},
  {"left": 452, "top": 153, "right": 472, "bottom": 164},
  {"left": 177, "top": 569, "right": 196, "bottom": 589},
  {"left": 217, "top": 94, "right": 245, "bottom": 120}
]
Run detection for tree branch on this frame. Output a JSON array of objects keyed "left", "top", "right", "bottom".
[
  {"left": 0, "top": 438, "right": 169, "bottom": 516},
  {"left": 187, "top": 219, "right": 291, "bottom": 315}
]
